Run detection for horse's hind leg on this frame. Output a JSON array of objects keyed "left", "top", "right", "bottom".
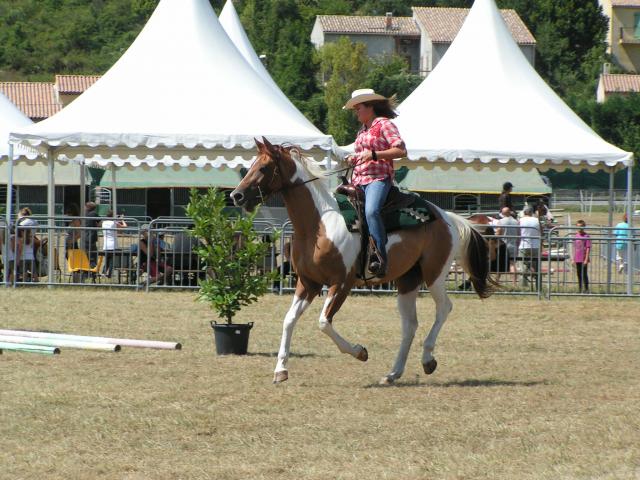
[
  {"left": 318, "top": 284, "right": 368, "bottom": 362},
  {"left": 380, "top": 286, "right": 419, "bottom": 385},
  {"left": 274, "top": 278, "right": 320, "bottom": 384},
  {"left": 422, "top": 275, "right": 452, "bottom": 375}
]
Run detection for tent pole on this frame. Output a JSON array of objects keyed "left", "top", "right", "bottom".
[
  {"left": 111, "top": 164, "right": 117, "bottom": 216},
  {"left": 4, "top": 143, "right": 14, "bottom": 286},
  {"left": 626, "top": 164, "right": 634, "bottom": 295},
  {"left": 47, "top": 147, "right": 55, "bottom": 287},
  {"left": 606, "top": 166, "right": 615, "bottom": 293},
  {"left": 80, "top": 162, "right": 86, "bottom": 214},
  {"left": 608, "top": 167, "right": 615, "bottom": 227}
]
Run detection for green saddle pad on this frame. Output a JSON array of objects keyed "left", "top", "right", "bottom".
[{"left": 335, "top": 192, "right": 435, "bottom": 233}]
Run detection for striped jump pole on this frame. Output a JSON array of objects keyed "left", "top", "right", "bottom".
[
  {"left": 0, "top": 330, "right": 181, "bottom": 350},
  {"left": 0, "top": 335, "right": 120, "bottom": 352},
  {"left": 0, "top": 341, "right": 60, "bottom": 355}
]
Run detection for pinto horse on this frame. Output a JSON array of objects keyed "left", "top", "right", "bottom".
[{"left": 231, "top": 138, "right": 494, "bottom": 385}]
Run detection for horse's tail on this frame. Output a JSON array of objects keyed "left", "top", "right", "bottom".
[{"left": 446, "top": 212, "right": 496, "bottom": 299}]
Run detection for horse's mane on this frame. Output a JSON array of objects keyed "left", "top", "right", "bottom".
[{"left": 285, "top": 146, "right": 329, "bottom": 187}]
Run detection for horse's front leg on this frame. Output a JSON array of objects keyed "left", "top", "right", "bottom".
[
  {"left": 274, "top": 278, "right": 320, "bottom": 384},
  {"left": 318, "top": 284, "right": 368, "bottom": 362}
]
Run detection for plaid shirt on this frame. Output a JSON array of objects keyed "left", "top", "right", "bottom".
[{"left": 351, "top": 117, "right": 405, "bottom": 186}]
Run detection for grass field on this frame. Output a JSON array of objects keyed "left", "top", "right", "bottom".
[{"left": 1, "top": 289, "right": 639, "bottom": 480}]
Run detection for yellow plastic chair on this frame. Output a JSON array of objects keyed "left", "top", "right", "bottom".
[{"left": 66, "top": 249, "right": 103, "bottom": 283}]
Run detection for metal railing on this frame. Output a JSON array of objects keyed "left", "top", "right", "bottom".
[{"left": 2, "top": 215, "right": 638, "bottom": 299}]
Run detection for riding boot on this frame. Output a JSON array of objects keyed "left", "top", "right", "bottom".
[{"left": 367, "top": 237, "right": 387, "bottom": 277}]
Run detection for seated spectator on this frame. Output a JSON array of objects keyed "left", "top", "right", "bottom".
[{"left": 138, "top": 228, "right": 173, "bottom": 285}]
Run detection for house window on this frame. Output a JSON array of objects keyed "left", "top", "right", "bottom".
[{"left": 635, "top": 13, "right": 640, "bottom": 39}]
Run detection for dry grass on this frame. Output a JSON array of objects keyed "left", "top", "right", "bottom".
[{"left": 1, "top": 289, "right": 639, "bottom": 480}]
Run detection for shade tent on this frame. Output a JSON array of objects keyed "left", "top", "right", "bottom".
[
  {"left": 219, "top": 0, "right": 316, "bottom": 120},
  {"left": 393, "top": 0, "right": 633, "bottom": 172},
  {"left": 8, "top": 0, "right": 334, "bottom": 167}
]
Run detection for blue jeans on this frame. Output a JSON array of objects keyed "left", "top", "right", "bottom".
[{"left": 364, "top": 178, "right": 392, "bottom": 263}]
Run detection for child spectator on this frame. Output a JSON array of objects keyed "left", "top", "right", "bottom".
[{"left": 572, "top": 220, "right": 591, "bottom": 293}]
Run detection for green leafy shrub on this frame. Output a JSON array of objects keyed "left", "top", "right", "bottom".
[{"left": 186, "top": 188, "right": 278, "bottom": 324}]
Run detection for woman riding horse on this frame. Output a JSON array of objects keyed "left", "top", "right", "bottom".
[{"left": 344, "top": 89, "right": 407, "bottom": 277}]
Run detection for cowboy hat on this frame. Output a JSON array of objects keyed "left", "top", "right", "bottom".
[{"left": 343, "top": 88, "right": 389, "bottom": 110}]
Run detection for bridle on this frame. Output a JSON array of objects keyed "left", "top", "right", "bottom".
[{"left": 254, "top": 146, "right": 365, "bottom": 204}]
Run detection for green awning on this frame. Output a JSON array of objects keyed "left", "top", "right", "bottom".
[
  {"left": 98, "top": 167, "right": 243, "bottom": 189},
  {"left": 395, "top": 165, "right": 551, "bottom": 195}
]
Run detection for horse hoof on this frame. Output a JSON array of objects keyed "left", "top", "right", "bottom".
[
  {"left": 379, "top": 375, "right": 395, "bottom": 385},
  {"left": 356, "top": 345, "right": 368, "bottom": 362},
  {"left": 273, "top": 370, "right": 289, "bottom": 384},
  {"left": 423, "top": 358, "right": 437, "bottom": 375}
]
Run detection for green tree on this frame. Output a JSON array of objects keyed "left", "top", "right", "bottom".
[
  {"left": 318, "top": 37, "right": 370, "bottom": 145},
  {"left": 186, "top": 188, "right": 278, "bottom": 324}
]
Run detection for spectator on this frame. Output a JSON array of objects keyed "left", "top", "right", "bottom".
[
  {"left": 10, "top": 217, "right": 40, "bottom": 283},
  {"left": 84, "top": 202, "right": 100, "bottom": 266},
  {"left": 614, "top": 213, "right": 630, "bottom": 273},
  {"left": 138, "top": 227, "right": 173, "bottom": 285},
  {"left": 519, "top": 206, "right": 542, "bottom": 290},
  {"left": 499, "top": 182, "right": 515, "bottom": 213},
  {"left": 485, "top": 227, "right": 509, "bottom": 282},
  {"left": 572, "top": 220, "right": 591, "bottom": 293},
  {"left": 496, "top": 207, "right": 519, "bottom": 285},
  {"left": 101, "top": 210, "right": 128, "bottom": 278}
]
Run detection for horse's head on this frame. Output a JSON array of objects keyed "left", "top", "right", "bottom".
[{"left": 230, "top": 137, "right": 296, "bottom": 212}]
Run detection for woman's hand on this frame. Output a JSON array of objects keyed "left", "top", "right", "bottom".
[{"left": 358, "top": 150, "right": 373, "bottom": 162}]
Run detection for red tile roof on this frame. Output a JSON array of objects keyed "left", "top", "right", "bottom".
[
  {"left": 317, "top": 15, "right": 420, "bottom": 36},
  {"left": 55, "top": 74, "right": 101, "bottom": 94},
  {"left": 412, "top": 7, "right": 536, "bottom": 45},
  {"left": 611, "top": 0, "right": 640, "bottom": 7},
  {"left": 0, "top": 82, "right": 60, "bottom": 120},
  {"left": 600, "top": 73, "right": 640, "bottom": 93}
]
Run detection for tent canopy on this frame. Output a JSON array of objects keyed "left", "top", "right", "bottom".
[
  {"left": 395, "top": 163, "right": 550, "bottom": 194},
  {"left": 0, "top": 91, "right": 37, "bottom": 160},
  {"left": 9, "top": 0, "right": 334, "bottom": 169},
  {"left": 393, "top": 0, "right": 633, "bottom": 172}
]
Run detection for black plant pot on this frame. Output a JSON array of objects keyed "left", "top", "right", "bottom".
[{"left": 210, "top": 321, "right": 254, "bottom": 355}]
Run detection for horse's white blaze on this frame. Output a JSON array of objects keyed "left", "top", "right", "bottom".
[{"left": 292, "top": 162, "right": 359, "bottom": 273}]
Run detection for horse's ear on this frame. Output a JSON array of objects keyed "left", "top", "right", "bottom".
[
  {"left": 262, "top": 136, "right": 276, "bottom": 154},
  {"left": 255, "top": 138, "right": 264, "bottom": 152}
]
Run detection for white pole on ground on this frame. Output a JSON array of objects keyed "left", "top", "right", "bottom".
[
  {"left": 0, "top": 329, "right": 182, "bottom": 349},
  {"left": 0, "top": 334, "right": 120, "bottom": 352}
]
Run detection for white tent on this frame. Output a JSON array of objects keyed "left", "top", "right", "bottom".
[
  {"left": 0, "top": 91, "right": 36, "bottom": 161},
  {"left": 394, "top": 0, "right": 633, "bottom": 172},
  {"left": 9, "top": 0, "right": 334, "bottom": 168},
  {"left": 218, "top": 0, "right": 329, "bottom": 152}
]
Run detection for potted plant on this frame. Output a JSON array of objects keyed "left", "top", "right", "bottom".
[{"left": 186, "top": 188, "right": 278, "bottom": 355}]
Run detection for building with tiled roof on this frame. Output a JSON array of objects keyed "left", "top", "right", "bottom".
[
  {"left": 311, "top": 6, "right": 536, "bottom": 76},
  {"left": 597, "top": 72, "right": 640, "bottom": 101},
  {"left": 311, "top": 13, "right": 421, "bottom": 73},
  {"left": 0, "top": 74, "right": 101, "bottom": 121},
  {"left": 600, "top": 0, "right": 640, "bottom": 72},
  {"left": 0, "top": 82, "right": 60, "bottom": 121}
]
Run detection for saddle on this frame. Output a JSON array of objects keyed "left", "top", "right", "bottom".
[{"left": 335, "top": 179, "right": 439, "bottom": 280}]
